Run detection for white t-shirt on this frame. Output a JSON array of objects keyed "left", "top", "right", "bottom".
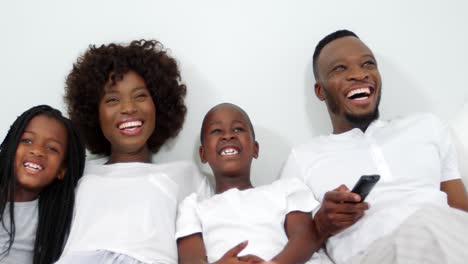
[
  {"left": 59, "top": 159, "right": 212, "bottom": 263},
  {"left": 280, "top": 113, "right": 461, "bottom": 264},
  {"left": 0, "top": 200, "right": 38, "bottom": 264},
  {"left": 175, "top": 178, "right": 316, "bottom": 263}
]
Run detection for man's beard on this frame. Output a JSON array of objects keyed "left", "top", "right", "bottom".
[
  {"left": 324, "top": 87, "right": 381, "bottom": 128},
  {"left": 345, "top": 107, "right": 380, "bottom": 128}
]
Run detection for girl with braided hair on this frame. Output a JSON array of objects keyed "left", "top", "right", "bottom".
[{"left": 0, "top": 105, "right": 86, "bottom": 264}]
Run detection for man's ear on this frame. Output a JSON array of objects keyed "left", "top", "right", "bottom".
[
  {"left": 57, "top": 166, "right": 66, "bottom": 181},
  {"left": 315, "top": 82, "right": 326, "bottom": 101},
  {"left": 199, "top": 145, "right": 208, "bottom": 163},
  {"left": 253, "top": 141, "right": 259, "bottom": 159}
]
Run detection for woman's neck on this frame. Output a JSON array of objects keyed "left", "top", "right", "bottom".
[{"left": 106, "top": 146, "right": 152, "bottom": 164}]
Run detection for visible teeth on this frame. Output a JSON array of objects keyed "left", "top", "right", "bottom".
[
  {"left": 24, "top": 162, "right": 43, "bottom": 171},
  {"left": 347, "top": 87, "right": 371, "bottom": 98},
  {"left": 119, "top": 121, "right": 142, "bottom": 129},
  {"left": 221, "top": 148, "right": 238, "bottom": 156},
  {"left": 353, "top": 97, "right": 368, "bottom": 101}
]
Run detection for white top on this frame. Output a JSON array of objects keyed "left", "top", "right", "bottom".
[
  {"left": 175, "top": 178, "right": 316, "bottom": 263},
  {"left": 280, "top": 113, "right": 460, "bottom": 264},
  {"left": 0, "top": 200, "right": 38, "bottom": 264},
  {"left": 59, "top": 159, "right": 212, "bottom": 264}
]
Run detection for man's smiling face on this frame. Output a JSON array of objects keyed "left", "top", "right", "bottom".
[{"left": 315, "top": 36, "right": 382, "bottom": 129}]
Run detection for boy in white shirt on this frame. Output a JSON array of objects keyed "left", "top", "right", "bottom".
[{"left": 176, "top": 103, "right": 324, "bottom": 264}]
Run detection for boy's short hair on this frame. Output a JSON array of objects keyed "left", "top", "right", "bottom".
[
  {"left": 200, "top": 103, "right": 256, "bottom": 144},
  {"left": 65, "top": 39, "right": 187, "bottom": 155},
  {"left": 312, "top": 29, "right": 359, "bottom": 79}
]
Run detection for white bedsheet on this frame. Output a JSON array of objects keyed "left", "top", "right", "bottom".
[{"left": 350, "top": 205, "right": 468, "bottom": 264}]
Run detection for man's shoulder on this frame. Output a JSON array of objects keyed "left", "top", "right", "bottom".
[
  {"left": 292, "top": 136, "right": 328, "bottom": 150},
  {"left": 388, "top": 112, "right": 444, "bottom": 130},
  {"left": 392, "top": 112, "right": 440, "bottom": 122},
  {"left": 288, "top": 136, "right": 331, "bottom": 160}
]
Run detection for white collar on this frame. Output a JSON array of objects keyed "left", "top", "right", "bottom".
[{"left": 327, "top": 119, "right": 387, "bottom": 140}]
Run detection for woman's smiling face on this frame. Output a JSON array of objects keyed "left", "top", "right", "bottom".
[{"left": 99, "top": 71, "right": 156, "bottom": 162}]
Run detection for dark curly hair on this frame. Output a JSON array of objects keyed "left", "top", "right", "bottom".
[{"left": 65, "top": 39, "right": 187, "bottom": 155}]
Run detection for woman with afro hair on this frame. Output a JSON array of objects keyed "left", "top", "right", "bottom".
[{"left": 56, "top": 40, "right": 211, "bottom": 264}]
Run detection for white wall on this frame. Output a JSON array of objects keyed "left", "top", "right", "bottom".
[{"left": 1, "top": 0, "right": 467, "bottom": 186}]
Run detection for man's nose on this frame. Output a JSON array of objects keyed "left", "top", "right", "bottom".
[{"left": 346, "top": 66, "right": 369, "bottom": 81}]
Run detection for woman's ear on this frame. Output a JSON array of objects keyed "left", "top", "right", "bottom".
[{"left": 199, "top": 145, "right": 208, "bottom": 164}]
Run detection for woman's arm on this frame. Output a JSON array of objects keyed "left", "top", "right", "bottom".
[
  {"left": 177, "top": 233, "right": 207, "bottom": 264},
  {"left": 270, "top": 211, "right": 324, "bottom": 264}
]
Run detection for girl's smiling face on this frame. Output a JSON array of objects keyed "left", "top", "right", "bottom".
[
  {"left": 99, "top": 71, "right": 156, "bottom": 163},
  {"left": 14, "top": 114, "right": 67, "bottom": 201}
]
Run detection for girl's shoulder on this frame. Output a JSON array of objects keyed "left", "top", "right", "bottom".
[{"left": 3, "top": 200, "right": 39, "bottom": 220}]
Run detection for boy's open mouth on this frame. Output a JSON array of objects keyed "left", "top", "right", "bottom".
[{"left": 219, "top": 146, "right": 240, "bottom": 156}]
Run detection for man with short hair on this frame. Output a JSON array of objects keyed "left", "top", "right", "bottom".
[{"left": 281, "top": 30, "right": 468, "bottom": 263}]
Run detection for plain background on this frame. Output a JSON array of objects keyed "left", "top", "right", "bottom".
[{"left": 1, "top": 0, "right": 467, "bottom": 186}]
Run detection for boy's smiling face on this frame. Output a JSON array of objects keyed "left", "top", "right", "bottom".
[{"left": 199, "top": 104, "right": 258, "bottom": 179}]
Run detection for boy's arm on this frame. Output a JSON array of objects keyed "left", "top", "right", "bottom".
[
  {"left": 441, "top": 179, "right": 468, "bottom": 212},
  {"left": 270, "top": 211, "right": 325, "bottom": 264},
  {"left": 178, "top": 235, "right": 262, "bottom": 264},
  {"left": 177, "top": 233, "right": 208, "bottom": 264}
]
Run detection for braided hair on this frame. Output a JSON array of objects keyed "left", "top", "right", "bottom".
[{"left": 0, "top": 105, "right": 85, "bottom": 264}]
